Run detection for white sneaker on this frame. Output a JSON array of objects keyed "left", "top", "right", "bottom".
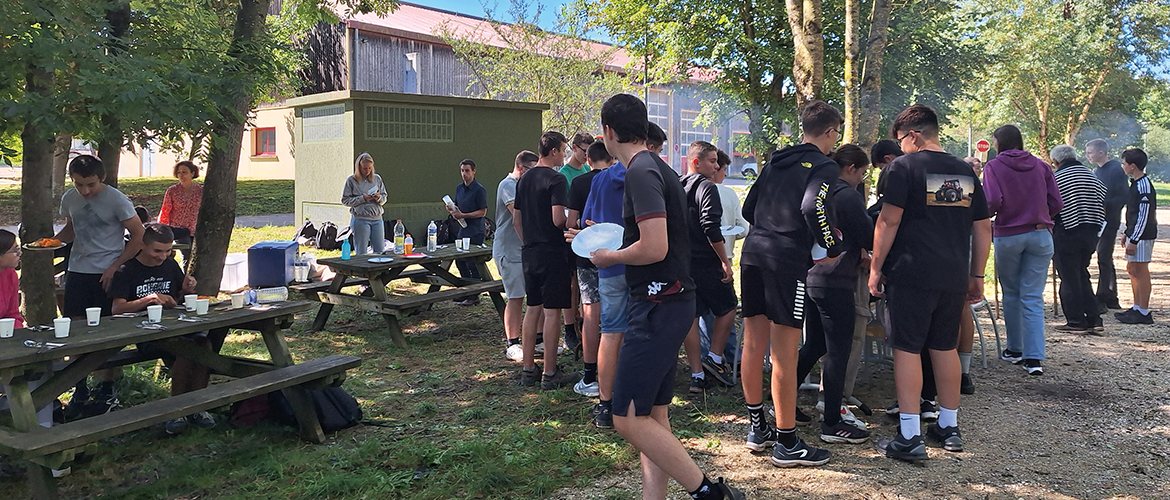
[
  {"left": 533, "top": 342, "right": 566, "bottom": 356},
  {"left": 816, "top": 400, "right": 867, "bottom": 430},
  {"left": 505, "top": 344, "right": 523, "bottom": 362},
  {"left": 573, "top": 379, "right": 599, "bottom": 397}
]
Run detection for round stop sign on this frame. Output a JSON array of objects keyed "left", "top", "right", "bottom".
[{"left": 976, "top": 140, "right": 991, "bottom": 153}]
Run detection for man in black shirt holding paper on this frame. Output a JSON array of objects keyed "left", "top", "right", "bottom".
[
  {"left": 869, "top": 104, "right": 991, "bottom": 461},
  {"left": 589, "top": 94, "right": 744, "bottom": 500}
]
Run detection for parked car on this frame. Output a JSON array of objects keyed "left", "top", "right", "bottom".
[{"left": 740, "top": 162, "right": 758, "bottom": 178}]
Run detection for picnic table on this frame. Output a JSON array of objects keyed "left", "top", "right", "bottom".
[
  {"left": 0, "top": 301, "right": 360, "bottom": 500},
  {"left": 300, "top": 246, "right": 505, "bottom": 348}
]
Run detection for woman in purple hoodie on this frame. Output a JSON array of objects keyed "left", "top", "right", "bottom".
[{"left": 982, "top": 125, "right": 1063, "bottom": 375}]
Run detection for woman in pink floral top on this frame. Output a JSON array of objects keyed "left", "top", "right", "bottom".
[
  {"left": 159, "top": 161, "right": 203, "bottom": 233},
  {"left": 0, "top": 229, "right": 24, "bottom": 328}
]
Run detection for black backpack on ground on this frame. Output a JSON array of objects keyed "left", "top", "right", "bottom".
[
  {"left": 314, "top": 221, "right": 352, "bottom": 251},
  {"left": 295, "top": 220, "right": 318, "bottom": 246},
  {"left": 271, "top": 386, "right": 363, "bottom": 434}
]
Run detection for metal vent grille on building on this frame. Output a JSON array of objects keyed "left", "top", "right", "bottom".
[
  {"left": 365, "top": 104, "right": 454, "bottom": 142},
  {"left": 302, "top": 104, "right": 346, "bottom": 142}
]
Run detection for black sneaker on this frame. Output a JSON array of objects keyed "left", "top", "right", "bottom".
[
  {"left": 1106, "top": 301, "right": 1122, "bottom": 310},
  {"left": 771, "top": 437, "right": 831, "bottom": 467},
  {"left": 712, "top": 477, "right": 747, "bottom": 500},
  {"left": 1022, "top": 359, "right": 1043, "bottom": 375},
  {"left": 920, "top": 400, "right": 939, "bottom": 421},
  {"left": 1115, "top": 308, "right": 1154, "bottom": 324},
  {"left": 1000, "top": 349, "right": 1023, "bottom": 364},
  {"left": 878, "top": 434, "right": 928, "bottom": 461},
  {"left": 1055, "top": 323, "right": 1089, "bottom": 332},
  {"left": 960, "top": 373, "right": 975, "bottom": 395},
  {"left": 592, "top": 403, "right": 613, "bottom": 429},
  {"left": 884, "top": 401, "right": 900, "bottom": 416},
  {"left": 701, "top": 355, "right": 735, "bottom": 387},
  {"left": 745, "top": 426, "right": 778, "bottom": 451},
  {"left": 689, "top": 376, "right": 708, "bottom": 395},
  {"left": 925, "top": 423, "right": 963, "bottom": 452},
  {"left": 795, "top": 407, "right": 813, "bottom": 426},
  {"left": 563, "top": 327, "right": 582, "bottom": 353},
  {"left": 819, "top": 421, "right": 871, "bottom": 444},
  {"left": 519, "top": 369, "right": 540, "bottom": 387},
  {"left": 541, "top": 369, "right": 579, "bottom": 390}
]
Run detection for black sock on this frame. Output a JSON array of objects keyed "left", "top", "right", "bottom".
[
  {"left": 746, "top": 403, "right": 767, "bottom": 431},
  {"left": 563, "top": 323, "right": 576, "bottom": 339},
  {"left": 507, "top": 338, "right": 521, "bottom": 346},
  {"left": 583, "top": 363, "right": 597, "bottom": 384},
  {"left": 523, "top": 367, "right": 536, "bottom": 374},
  {"left": 535, "top": 333, "right": 544, "bottom": 345},
  {"left": 599, "top": 399, "right": 611, "bottom": 409},
  {"left": 689, "top": 476, "right": 721, "bottom": 500},
  {"left": 777, "top": 427, "right": 798, "bottom": 448}
]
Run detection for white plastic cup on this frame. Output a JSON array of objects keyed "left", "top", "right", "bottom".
[
  {"left": 461, "top": 237, "right": 471, "bottom": 251},
  {"left": 53, "top": 318, "right": 71, "bottom": 338},
  {"left": 85, "top": 307, "right": 101, "bottom": 327},
  {"left": 196, "top": 298, "right": 210, "bottom": 315},
  {"left": 147, "top": 305, "right": 163, "bottom": 323},
  {"left": 184, "top": 294, "right": 198, "bottom": 311},
  {"left": 231, "top": 293, "right": 245, "bottom": 309},
  {"left": 0, "top": 318, "right": 14, "bottom": 338}
]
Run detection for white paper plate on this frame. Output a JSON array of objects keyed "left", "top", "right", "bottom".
[
  {"left": 572, "top": 223, "right": 624, "bottom": 258},
  {"left": 721, "top": 225, "right": 746, "bottom": 237},
  {"left": 368, "top": 257, "right": 393, "bottom": 263}
]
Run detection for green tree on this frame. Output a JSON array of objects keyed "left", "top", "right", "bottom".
[
  {"left": 959, "top": 0, "right": 1170, "bottom": 158},
  {"left": 436, "top": 0, "right": 631, "bottom": 136}
]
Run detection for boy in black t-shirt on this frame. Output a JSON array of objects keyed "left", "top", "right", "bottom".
[
  {"left": 588, "top": 94, "right": 743, "bottom": 500},
  {"left": 679, "top": 141, "right": 737, "bottom": 392},
  {"left": 514, "top": 131, "right": 579, "bottom": 390},
  {"left": 738, "top": 101, "right": 843, "bottom": 467},
  {"left": 868, "top": 105, "right": 992, "bottom": 461},
  {"left": 109, "top": 224, "right": 220, "bottom": 435}
]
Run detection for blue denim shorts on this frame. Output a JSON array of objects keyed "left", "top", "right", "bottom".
[{"left": 598, "top": 275, "right": 629, "bottom": 334}]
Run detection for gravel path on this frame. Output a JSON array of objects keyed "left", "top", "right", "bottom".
[{"left": 557, "top": 209, "right": 1170, "bottom": 500}]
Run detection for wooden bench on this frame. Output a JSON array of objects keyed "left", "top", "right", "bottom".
[
  {"left": 289, "top": 277, "right": 369, "bottom": 300},
  {"left": 382, "top": 280, "right": 504, "bottom": 315},
  {"left": 0, "top": 354, "right": 360, "bottom": 467}
]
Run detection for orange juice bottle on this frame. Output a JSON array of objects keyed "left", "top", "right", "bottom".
[{"left": 404, "top": 234, "right": 414, "bottom": 254}]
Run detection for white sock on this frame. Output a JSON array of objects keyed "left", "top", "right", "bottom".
[
  {"left": 938, "top": 407, "right": 958, "bottom": 428},
  {"left": 958, "top": 352, "right": 972, "bottom": 374},
  {"left": 709, "top": 352, "right": 723, "bottom": 364},
  {"left": 1135, "top": 306, "right": 1149, "bottom": 315},
  {"left": 692, "top": 371, "right": 705, "bottom": 379},
  {"left": 899, "top": 413, "right": 921, "bottom": 439}
]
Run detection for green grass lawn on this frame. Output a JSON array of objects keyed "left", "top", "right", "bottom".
[
  {"left": 0, "top": 178, "right": 293, "bottom": 225},
  {"left": 1153, "top": 182, "right": 1170, "bottom": 207}
]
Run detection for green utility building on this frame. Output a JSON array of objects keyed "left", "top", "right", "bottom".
[{"left": 288, "top": 90, "right": 548, "bottom": 236}]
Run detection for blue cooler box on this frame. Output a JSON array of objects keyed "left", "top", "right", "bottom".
[{"left": 248, "top": 241, "right": 298, "bottom": 288}]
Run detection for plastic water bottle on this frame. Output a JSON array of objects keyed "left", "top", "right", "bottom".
[
  {"left": 394, "top": 220, "right": 406, "bottom": 254},
  {"left": 341, "top": 239, "right": 351, "bottom": 260},
  {"left": 427, "top": 221, "right": 438, "bottom": 252},
  {"left": 256, "top": 286, "right": 289, "bottom": 303}
]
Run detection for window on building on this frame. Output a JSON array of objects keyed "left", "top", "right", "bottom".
[
  {"left": 254, "top": 127, "right": 277, "bottom": 156},
  {"left": 647, "top": 89, "right": 669, "bottom": 129},
  {"left": 679, "top": 110, "right": 712, "bottom": 147}
]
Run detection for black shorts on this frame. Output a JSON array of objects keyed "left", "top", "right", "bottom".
[
  {"left": 522, "top": 248, "right": 572, "bottom": 309},
  {"left": 613, "top": 295, "right": 696, "bottom": 417},
  {"left": 740, "top": 265, "right": 806, "bottom": 328},
  {"left": 63, "top": 272, "right": 113, "bottom": 319},
  {"left": 692, "top": 263, "right": 737, "bottom": 318},
  {"left": 884, "top": 282, "right": 965, "bottom": 353}
]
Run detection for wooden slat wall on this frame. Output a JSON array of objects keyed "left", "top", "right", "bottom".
[{"left": 353, "top": 32, "right": 484, "bottom": 97}]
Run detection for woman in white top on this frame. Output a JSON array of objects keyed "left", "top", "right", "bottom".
[{"left": 341, "top": 153, "right": 388, "bottom": 254}]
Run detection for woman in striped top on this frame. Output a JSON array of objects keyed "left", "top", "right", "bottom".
[{"left": 1050, "top": 145, "right": 1107, "bottom": 333}]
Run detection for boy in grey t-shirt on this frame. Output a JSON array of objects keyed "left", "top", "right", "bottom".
[{"left": 55, "top": 155, "right": 145, "bottom": 410}]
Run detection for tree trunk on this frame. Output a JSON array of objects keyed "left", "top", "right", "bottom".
[
  {"left": 97, "top": 0, "right": 131, "bottom": 187},
  {"left": 787, "top": 0, "right": 824, "bottom": 110},
  {"left": 190, "top": 0, "right": 271, "bottom": 295},
  {"left": 52, "top": 134, "right": 70, "bottom": 205},
  {"left": 843, "top": 0, "right": 861, "bottom": 144},
  {"left": 1064, "top": 68, "right": 1110, "bottom": 146},
  {"left": 857, "top": 0, "right": 892, "bottom": 151},
  {"left": 20, "top": 65, "right": 58, "bottom": 326}
]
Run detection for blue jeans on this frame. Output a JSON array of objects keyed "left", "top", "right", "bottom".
[
  {"left": 994, "top": 229, "right": 1053, "bottom": 361},
  {"left": 351, "top": 217, "right": 385, "bottom": 254},
  {"left": 699, "top": 312, "right": 738, "bottom": 365}
]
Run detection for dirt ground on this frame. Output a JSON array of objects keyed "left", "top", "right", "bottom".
[{"left": 555, "top": 209, "right": 1170, "bottom": 500}]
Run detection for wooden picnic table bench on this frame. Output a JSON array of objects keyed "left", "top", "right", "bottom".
[
  {"left": 0, "top": 301, "right": 360, "bottom": 500},
  {"left": 309, "top": 246, "right": 505, "bottom": 348}
]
